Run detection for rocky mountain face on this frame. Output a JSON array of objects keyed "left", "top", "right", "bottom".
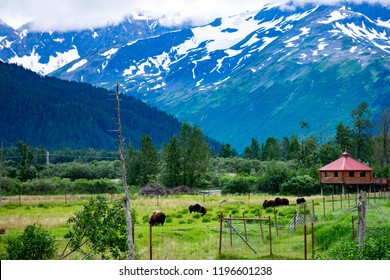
[{"left": 1, "top": 3, "right": 390, "bottom": 152}]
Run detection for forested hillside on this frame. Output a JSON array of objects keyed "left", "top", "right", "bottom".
[{"left": 0, "top": 61, "right": 183, "bottom": 150}]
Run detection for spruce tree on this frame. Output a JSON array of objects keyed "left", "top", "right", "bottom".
[{"left": 140, "top": 135, "right": 159, "bottom": 184}]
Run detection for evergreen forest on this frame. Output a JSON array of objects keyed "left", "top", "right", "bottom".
[{"left": 1, "top": 101, "right": 390, "bottom": 197}]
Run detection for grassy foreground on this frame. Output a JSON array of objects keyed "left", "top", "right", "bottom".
[{"left": 0, "top": 192, "right": 389, "bottom": 260}]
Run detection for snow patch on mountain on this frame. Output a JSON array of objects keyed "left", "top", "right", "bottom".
[
  {"left": 100, "top": 48, "right": 118, "bottom": 59},
  {"left": 334, "top": 21, "right": 390, "bottom": 52},
  {"left": 67, "top": 58, "right": 87, "bottom": 73},
  {"left": 318, "top": 10, "right": 347, "bottom": 24},
  {"left": 9, "top": 47, "right": 79, "bottom": 75}
]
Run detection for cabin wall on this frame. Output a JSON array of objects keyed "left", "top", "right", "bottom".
[{"left": 320, "top": 171, "right": 372, "bottom": 184}]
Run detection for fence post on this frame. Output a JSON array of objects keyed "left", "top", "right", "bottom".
[
  {"left": 332, "top": 193, "right": 334, "bottom": 212},
  {"left": 268, "top": 216, "right": 272, "bottom": 256},
  {"left": 259, "top": 213, "right": 264, "bottom": 241},
  {"left": 303, "top": 204, "right": 307, "bottom": 226},
  {"left": 323, "top": 196, "right": 326, "bottom": 220},
  {"left": 132, "top": 223, "right": 135, "bottom": 244},
  {"left": 352, "top": 216, "right": 355, "bottom": 241},
  {"left": 356, "top": 186, "right": 359, "bottom": 207},
  {"left": 311, "top": 200, "right": 315, "bottom": 222},
  {"left": 340, "top": 193, "right": 343, "bottom": 210},
  {"left": 274, "top": 208, "right": 278, "bottom": 237},
  {"left": 243, "top": 213, "right": 248, "bottom": 241},
  {"left": 348, "top": 192, "right": 350, "bottom": 207},
  {"left": 149, "top": 224, "right": 153, "bottom": 260},
  {"left": 294, "top": 211, "right": 297, "bottom": 231},
  {"left": 219, "top": 212, "right": 223, "bottom": 257},
  {"left": 229, "top": 214, "right": 232, "bottom": 247},
  {"left": 357, "top": 191, "right": 367, "bottom": 246},
  {"left": 304, "top": 224, "right": 307, "bottom": 260},
  {"left": 311, "top": 222, "right": 315, "bottom": 258}
]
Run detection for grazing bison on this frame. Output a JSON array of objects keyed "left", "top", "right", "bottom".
[
  {"left": 280, "top": 198, "right": 289, "bottom": 206},
  {"left": 296, "top": 197, "right": 306, "bottom": 205},
  {"left": 189, "top": 203, "right": 201, "bottom": 213},
  {"left": 149, "top": 210, "right": 166, "bottom": 226},
  {"left": 189, "top": 204, "right": 207, "bottom": 216},
  {"left": 262, "top": 199, "right": 275, "bottom": 209},
  {"left": 199, "top": 206, "right": 207, "bottom": 216},
  {"left": 274, "top": 197, "right": 289, "bottom": 207},
  {"left": 0, "top": 228, "right": 5, "bottom": 234},
  {"left": 274, "top": 197, "right": 282, "bottom": 206}
]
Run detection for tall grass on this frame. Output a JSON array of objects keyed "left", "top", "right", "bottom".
[{"left": 0, "top": 193, "right": 389, "bottom": 260}]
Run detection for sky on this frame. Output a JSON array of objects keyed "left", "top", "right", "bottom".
[{"left": 1, "top": 0, "right": 390, "bottom": 31}]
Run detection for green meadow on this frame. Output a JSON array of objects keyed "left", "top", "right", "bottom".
[{"left": 1, "top": 193, "right": 389, "bottom": 260}]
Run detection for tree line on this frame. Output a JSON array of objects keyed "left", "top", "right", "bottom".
[{"left": 1, "top": 102, "right": 390, "bottom": 196}]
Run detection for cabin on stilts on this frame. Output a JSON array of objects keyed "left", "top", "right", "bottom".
[{"left": 318, "top": 151, "right": 389, "bottom": 195}]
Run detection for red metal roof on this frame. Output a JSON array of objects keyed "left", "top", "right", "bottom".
[{"left": 318, "top": 152, "right": 373, "bottom": 171}]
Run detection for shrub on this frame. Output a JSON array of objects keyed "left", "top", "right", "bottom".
[
  {"left": 280, "top": 175, "right": 321, "bottom": 196},
  {"left": 6, "top": 223, "right": 57, "bottom": 260},
  {"left": 219, "top": 176, "right": 257, "bottom": 194},
  {"left": 257, "top": 162, "right": 290, "bottom": 194},
  {"left": 193, "top": 213, "right": 201, "bottom": 219},
  {"left": 65, "top": 195, "right": 137, "bottom": 259},
  {"left": 320, "top": 227, "right": 390, "bottom": 260}
]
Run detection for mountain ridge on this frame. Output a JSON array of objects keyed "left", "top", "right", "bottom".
[{"left": 1, "top": 2, "right": 390, "bottom": 151}]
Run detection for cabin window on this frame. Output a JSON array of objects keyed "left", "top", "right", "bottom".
[
  {"left": 325, "top": 172, "right": 330, "bottom": 177},
  {"left": 334, "top": 171, "right": 339, "bottom": 177},
  {"left": 360, "top": 171, "right": 366, "bottom": 177},
  {"left": 349, "top": 171, "right": 355, "bottom": 177}
]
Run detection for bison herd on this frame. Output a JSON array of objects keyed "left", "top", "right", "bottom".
[
  {"left": 148, "top": 203, "right": 207, "bottom": 227},
  {"left": 149, "top": 197, "right": 305, "bottom": 226},
  {"left": 263, "top": 197, "right": 306, "bottom": 209}
]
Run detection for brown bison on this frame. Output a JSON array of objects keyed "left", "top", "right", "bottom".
[
  {"left": 280, "top": 198, "right": 289, "bottom": 206},
  {"left": 262, "top": 199, "right": 275, "bottom": 209},
  {"left": 0, "top": 228, "right": 5, "bottom": 234},
  {"left": 199, "top": 206, "right": 207, "bottom": 216},
  {"left": 189, "top": 204, "right": 207, "bottom": 216},
  {"left": 273, "top": 197, "right": 289, "bottom": 207},
  {"left": 149, "top": 210, "right": 166, "bottom": 226},
  {"left": 296, "top": 197, "right": 306, "bottom": 204},
  {"left": 274, "top": 197, "right": 282, "bottom": 206}
]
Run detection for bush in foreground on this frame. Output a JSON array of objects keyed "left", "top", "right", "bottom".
[{"left": 6, "top": 223, "right": 57, "bottom": 260}]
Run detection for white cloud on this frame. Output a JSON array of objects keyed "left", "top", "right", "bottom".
[{"left": 0, "top": 0, "right": 389, "bottom": 31}]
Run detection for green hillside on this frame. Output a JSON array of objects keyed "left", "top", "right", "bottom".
[{"left": 0, "top": 61, "right": 182, "bottom": 150}]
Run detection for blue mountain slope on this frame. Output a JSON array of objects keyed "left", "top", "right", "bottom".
[{"left": 2, "top": 3, "right": 390, "bottom": 152}]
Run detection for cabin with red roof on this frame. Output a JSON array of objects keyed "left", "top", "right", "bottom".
[{"left": 318, "top": 151, "right": 373, "bottom": 185}]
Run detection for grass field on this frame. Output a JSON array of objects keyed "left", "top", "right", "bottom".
[{"left": 0, "top": 192, "right": 389, "bottom": 260}]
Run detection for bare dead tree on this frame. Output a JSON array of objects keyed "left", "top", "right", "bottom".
[
  {"left": 114, "top": 82, "right": 135, "bottom": 259},
  {"left": 357, "top": 191, "right": 367, "bottom": 246}
]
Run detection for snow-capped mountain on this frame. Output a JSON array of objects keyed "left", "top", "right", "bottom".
[
  {"left": 1, "top": 2, "right": 390, "bottom": 151},
  {"left": 0, "top": 15, "right": 174, "bottom": 75}
]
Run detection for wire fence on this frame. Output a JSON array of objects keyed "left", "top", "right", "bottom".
[
  {"left": 143, "top": 193, "right": 390, "bottom": 260},
  {"left": 1, "top": 191, "right": 389, "bottom": 260}
]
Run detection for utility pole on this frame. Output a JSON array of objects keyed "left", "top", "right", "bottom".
[{"left": 114, "top": 82, "right": 135, "bottom": 259}]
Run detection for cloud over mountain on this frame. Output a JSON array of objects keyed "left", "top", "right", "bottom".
[{"left": 2, "top": 0, "right": 390, "bottom": 31}]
